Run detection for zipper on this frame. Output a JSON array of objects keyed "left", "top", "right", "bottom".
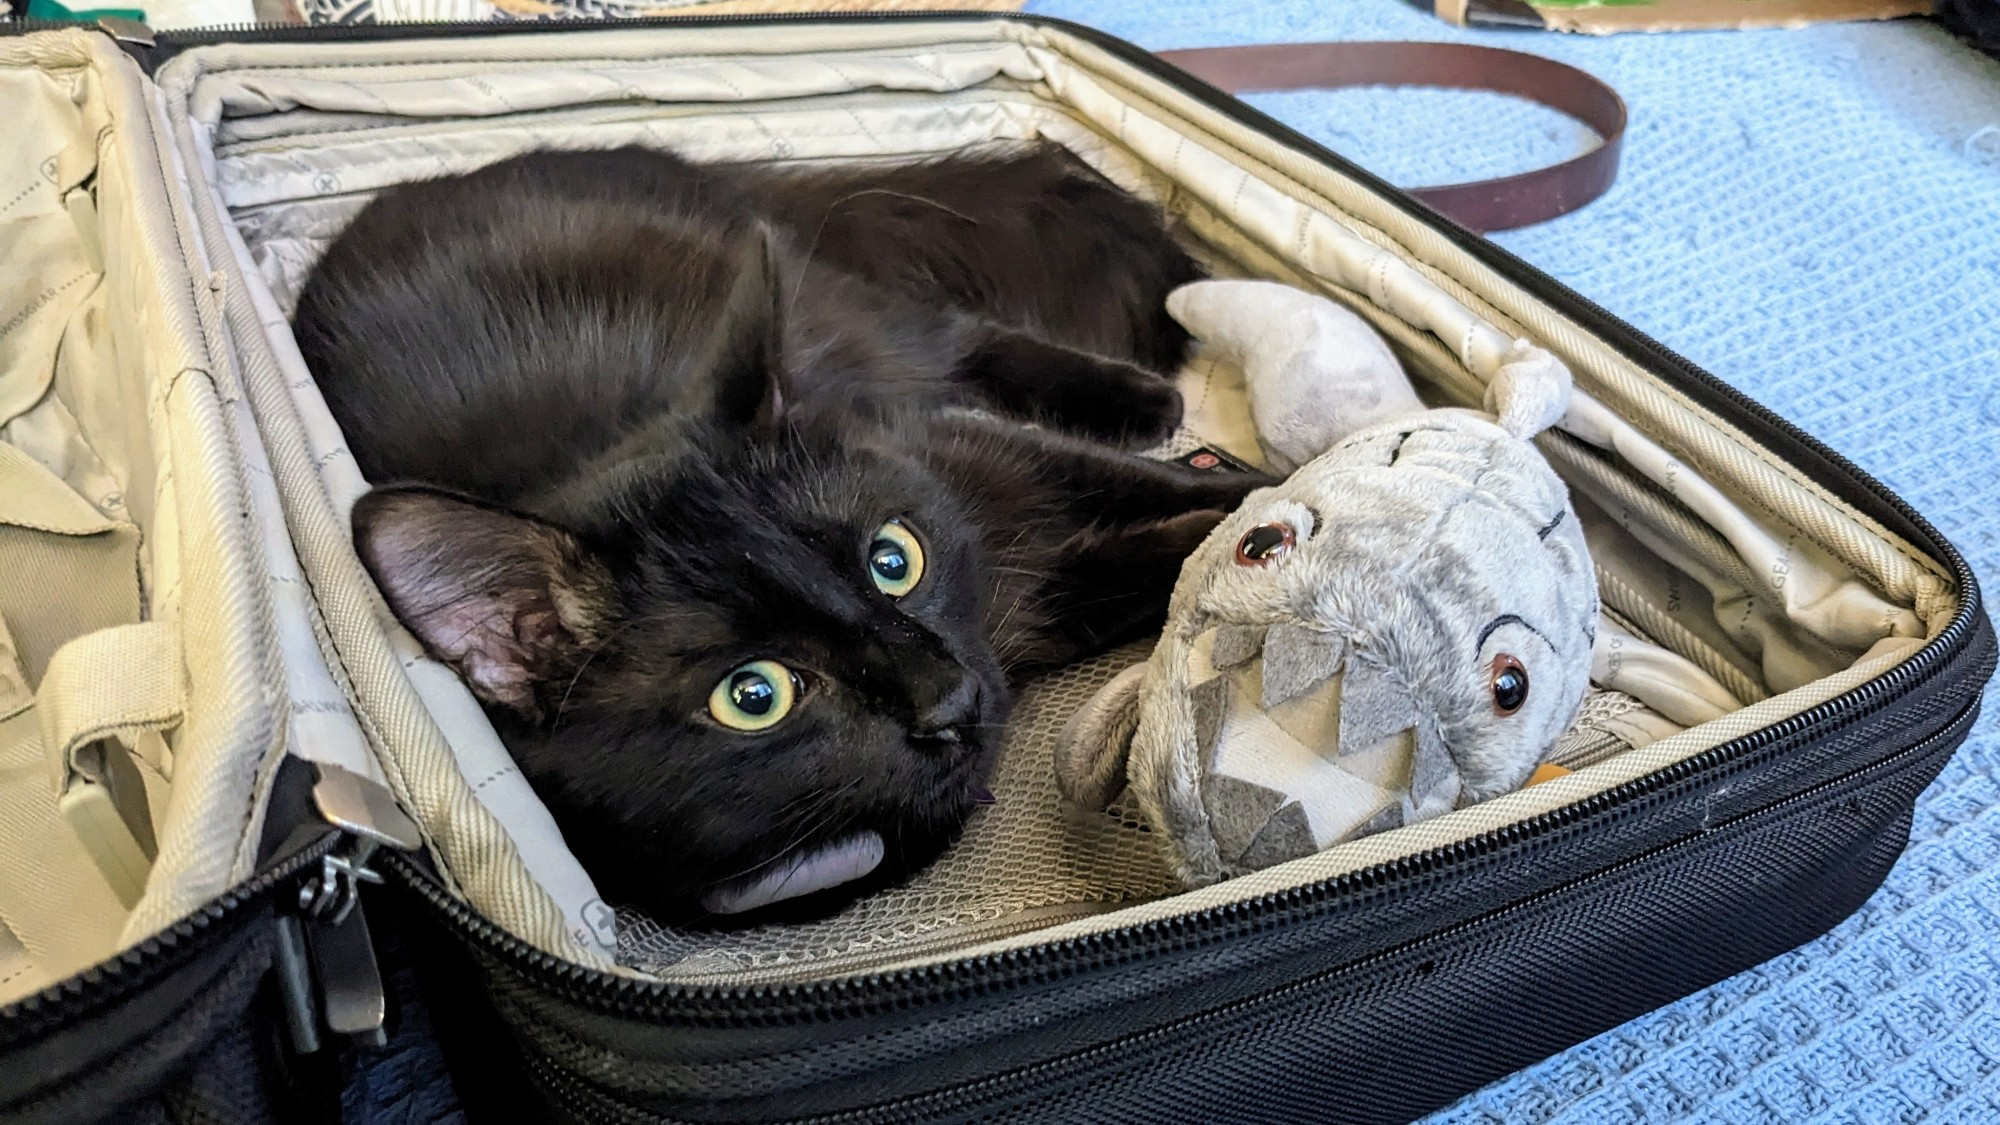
[
  {"left": 0, "top": 763, "right": 419, "bottom": 1056},
  {"left": 0, "top": 827, "right": 339, "bottom": 1040},
  {"left": 521, "top": 692, "right": 1985, "bottom": 1124},
  {"left": 383, "top": 568, "right": 1989, "bottom": 1024},
  {"left": 10, "top": 1, "right": 1987, "bottom": 1029}
]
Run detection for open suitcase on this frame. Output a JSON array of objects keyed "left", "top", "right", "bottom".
[{"left": 0, "top": 14, "right": 1993, "bottom": 1124}]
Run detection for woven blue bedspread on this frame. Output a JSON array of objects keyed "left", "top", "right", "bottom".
[{"left": 1023, "top": 0, "right": 2000, "bottom": 1119}]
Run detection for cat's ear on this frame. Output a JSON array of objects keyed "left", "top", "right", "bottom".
[
  {"left": 691, "top": 220, "right": 788, "bottom": 437},
  {"left": 352, "top": 486, "right": 613, "bottom": 721}
]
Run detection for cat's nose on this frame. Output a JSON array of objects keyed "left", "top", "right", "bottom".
[{"left": 911, "top": 677, "right": 982, "bottom": 748}]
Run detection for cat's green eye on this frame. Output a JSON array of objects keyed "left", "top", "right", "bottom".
[
  {"left": 707, "top": 660, "right": 800, "bottom": 732},
  {"left": 867, "top": 519, "right": 925, "bottom": 599}
]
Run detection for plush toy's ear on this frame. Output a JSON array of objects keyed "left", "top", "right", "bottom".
[
  {"left": 1054, "top": 664, "right": 1149, "bottom": 811},
  {"left": 352, "top": 486, "right": 614, "bottom": 722},
  {"left": 1484, "top": 339, "right": 1572, "bottom": 440}
]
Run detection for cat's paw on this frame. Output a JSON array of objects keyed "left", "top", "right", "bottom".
[
  {"left": 963, "top": 332, "right": 1186, "bottom": 447},
  {"left": 1052, "top": 362, "right": 1184, "bottom": 448}
]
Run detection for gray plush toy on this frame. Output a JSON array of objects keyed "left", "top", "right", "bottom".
[{"left": 1055, "top": 280, "right": 1598, "bottom": 887}]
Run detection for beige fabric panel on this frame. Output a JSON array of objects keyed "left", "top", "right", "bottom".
[
  {"left": 0, "top": 445, "right": 144, "bottom": 689},
  {"left": 0, "top": 35, "right": 142, "bottom": 1002},
  {"left": 0, "top": 596, "right": 147, "bottom": 1004},
  {"left": 0, "top": 52, "right": 101, "bottom": 431},
  {"left": 0, "top": 709, "right": 136, "bottom": 1000},
  {"left": 0, "top": 31, "right": 296, "bottom": 966},
  {"left": 79, "top": 31, "right": 296, "bottom": 946}
]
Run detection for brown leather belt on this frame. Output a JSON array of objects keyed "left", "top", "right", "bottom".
[{"left": 1153, "top": 42, "right": 1626, "bottom": 233}]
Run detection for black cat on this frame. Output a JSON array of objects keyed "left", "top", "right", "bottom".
[{"left": 294, "top": 144, "right": 1271, "bottom": 923}]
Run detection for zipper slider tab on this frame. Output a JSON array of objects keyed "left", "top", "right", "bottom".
[
  {"left": 311, "top": 761, "right": 424, "bottom": 857},
  {"left": 94, "top": 16, "right": 156, "bottom": 48},
  {"left": 276, "top": 765, "right": 422, "bottom": 1053}
]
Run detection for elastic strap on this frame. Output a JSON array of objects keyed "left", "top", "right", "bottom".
[{"left": 38, "top": 622, "right": 185, "bottom": 906}]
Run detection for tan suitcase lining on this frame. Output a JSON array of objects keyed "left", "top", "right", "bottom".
[{"left": 0, "top": 32, "right": 291, "bottom": 1003}]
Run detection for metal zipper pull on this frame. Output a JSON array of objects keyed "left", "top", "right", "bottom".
[
  {"left": 280, "top": 764, "right": 422, "bottom": 1052},
  {"left": 301, "top": 879, "right": 389, "bottom": 1047},
  {"left": 94, "top": 16, "right": 155, "bottom": 47}
]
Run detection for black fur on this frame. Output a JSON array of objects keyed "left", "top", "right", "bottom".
[{"left": 294, "top": 144, "right": 1271, "bottom": 923}]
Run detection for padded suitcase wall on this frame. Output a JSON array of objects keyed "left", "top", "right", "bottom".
[
  {"left": 0, "top": 30, "right": 300, "bottom": 1005},
  {"left": 0, "top": 32, "right": 416, "bottom": 1125}
]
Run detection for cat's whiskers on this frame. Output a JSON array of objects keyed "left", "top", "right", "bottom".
[
  {"left": 984, "top": 590, "right": 1032, "bottom": 653},
  {"left": 705, "top": 778, "right": 866, "bottom": 889},
  {"left": 990, "top": 593, "right": 1053, "bottom": 670},
  {"left": 829, "top": 188, "right": 982, "bottom": 227}
]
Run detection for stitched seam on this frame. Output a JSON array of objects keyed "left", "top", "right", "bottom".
[{"left": 0, "top": 177, "right": 44, "bottom": 218}]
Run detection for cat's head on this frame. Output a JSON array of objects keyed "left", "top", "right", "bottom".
[
  {"left": 353, "top": 427, "right": 1009, "bottom": 923},
  {"left": 349, "top": 224, "right": 1008, "bottom": 924}
]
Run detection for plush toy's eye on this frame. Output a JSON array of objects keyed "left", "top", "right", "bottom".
[
  {"left": 868, "top": 519, "right": 925, "bottom": 598},
  {"left": 1491, "top": 654, "right": 1529, "bottom": 715},
  {"left": 1235, "top": 522, "right": 1296, "bottom": 567},
  {"left": 708, "top": 660, "right": 801, "bottom": 732}
]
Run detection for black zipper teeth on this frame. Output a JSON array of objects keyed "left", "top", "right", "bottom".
[
  {"left": 522, "top": 694, "right": 1985, "bottom": 1125},
  {"left": 0, "top": 831, "right": 340, "bottom": 1031},
  {"left": 386, "top": 573, "right": 1985, "bottom": 1023},
  {"left": 17, "top": 4, "right": 1988, "bottom": 1022}
]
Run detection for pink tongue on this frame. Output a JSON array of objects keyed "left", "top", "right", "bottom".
[{"left": 700, "top": 832, "right": 886, "bottom": 915}]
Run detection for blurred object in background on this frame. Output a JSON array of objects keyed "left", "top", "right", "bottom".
[
  {"left": 299, "top": 0, "right": 1020, "bottom": 25},
  {"left": 1417, "top": 0, "right": 1931, "bottom": 33},
  {"left": 1936, "top": 0, "right": 2000, "bottom": 52}
]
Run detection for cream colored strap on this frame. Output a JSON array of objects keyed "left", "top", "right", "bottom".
[
  {"left": 0, "top": 614, "right": 28, "bottom": 725},
  {"left": 37, "top": 621, "right": 186, "bottom": 907}
]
